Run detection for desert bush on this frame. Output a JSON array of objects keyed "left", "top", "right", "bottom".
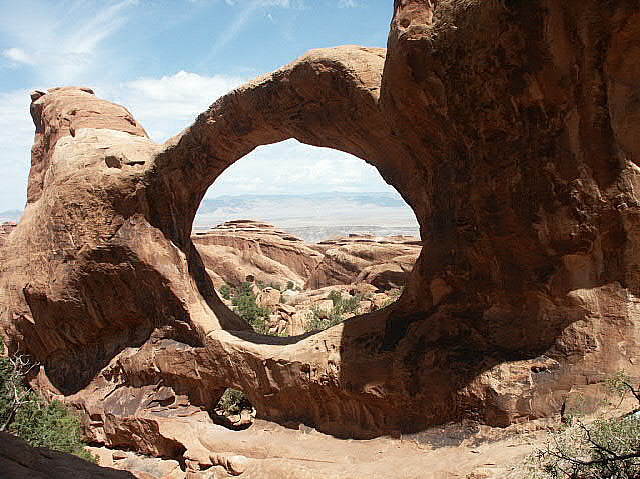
[
  {"left": 11, "top": 398, "right": 95, "bottom": 462},
  {"left": 0, "top": 337, "right": 95, "bottom": 462},
  {"left": 231, "top": 282, "right": 270, "bottom": 323},
  {"left": 328, "top": 290, "right": 362, "bottom": 315},
  {"left": 304, "top": 306, "right": 345, "bottom": 332},
  {"left": 219, "top": 284, "right": 232, "bottom": 300},
  {"left": 523, "top": 371, "right": 640, "bottom": 479},
  {"left": 228, "top": 282, "right": 279, "bottom": 335},
  {"left": 305, "top": 290, "right": 363, "bottom": 332},
  {"left": 217, "top": 388, "right": 252, "bottom": 416}
]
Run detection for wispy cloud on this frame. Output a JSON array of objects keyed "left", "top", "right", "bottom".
[
  {"left": 202, "top": 0, "right": 304, "bottom": 63},
  {"left": 0, "top": 0, "right": 137, "bottom": 85},
  {"left": 337, "top": 0, "right": 358, "bottom": 7},
  {"left": 0, "top": 89, "right": 34, "bottom": 210},
  {"left": 2, "top": 48, "right": 34, "bottom": 66}
]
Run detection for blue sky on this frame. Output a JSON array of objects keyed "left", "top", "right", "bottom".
[{"left": 0, "top": 0, "right": 397, "bottom": 211}]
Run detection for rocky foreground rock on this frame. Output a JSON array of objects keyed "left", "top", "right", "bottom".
[{"left": 1, "top": 0, "right": 640, "bottom": 477}]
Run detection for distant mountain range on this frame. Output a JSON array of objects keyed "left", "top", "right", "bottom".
[
  {"left": 195, "top": 192, "right": 420, "bottom": 241},
  {"left": 0, "top": 210, "right": 22, "bottom": 222},
  {"left": 197, "top": 192, "right": 411, "bottom": 211},
  {"left": 1, "top": 192, "right": 421, "bottom": 242}
]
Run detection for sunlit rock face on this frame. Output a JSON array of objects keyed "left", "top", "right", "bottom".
[
  {"left": 0, "top": 223, "right": 16, "bottom": 248},
  {"left": 1, "top": 1, "right": 640, "bottom": 463}
]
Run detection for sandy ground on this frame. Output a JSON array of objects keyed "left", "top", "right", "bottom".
[{"left": 91, "top": 417, "right": 555, "bottom": 478}]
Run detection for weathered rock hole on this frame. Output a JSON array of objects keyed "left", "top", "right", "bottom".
[
  {"left": 213, "top": 388, "right": 254, "bottom": 431},
  {"left": 192, "top": 140, "right": 421, "bottom": 337},
  {"left": 104, "top": 155, "right": 122, "bottom": 168}
]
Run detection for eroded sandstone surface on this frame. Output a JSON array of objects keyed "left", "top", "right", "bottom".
[
  {"left": 193, "top": 220, "right": 325, "bottom": 289},
  {"left": 0, "top": 222, "right": 16, "bottom": 248},
  {"left": 193, "top": 219, "right": 418, "bottom": 336},
  {"left": 2, "top": 0, "right": 640, "bottom": 477},
  {"left": 0, "top": 432, "right": 136, "bottom": 479}
]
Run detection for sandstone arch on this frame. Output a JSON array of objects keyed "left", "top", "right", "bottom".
[{"left": 1, "top": 0, "right": 640, "bottom": 448}]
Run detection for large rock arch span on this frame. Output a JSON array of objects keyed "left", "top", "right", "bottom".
[{"left": 1, "top": 0, "right": 640, "bottom": 448}]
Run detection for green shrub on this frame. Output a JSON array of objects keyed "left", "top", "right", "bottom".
[
  {"left": 219, "top": 284, "right": 232, "bottom": 300},
  {"left": 217, "top": 388, "right": 252, "bottom": 416},
  {"left": 231, "top": 282, "right": 270, "bottom": 323},
  {"left": 0, "top": 340, "right": 30, "bottom": 431},
  {"left": 11, "top": 398, "right": 95, "bottom": 462},
  {"left": 304, "top": 291, "right": 363, "bottom": 332},
  {"left": 328, "top": 291, "right": 362, "bottom": 315},
  {"left": 0, "top": 337, "right": 95, "bottom": 462},
  {"left": 304, "top": 307, "right": 345, "bottom": 332},
  {"left": 286, "top": 281, "right": 295, "bottom": 291},
  {"left": 228, "top": 282, "right": 282, "bottom": 335}
]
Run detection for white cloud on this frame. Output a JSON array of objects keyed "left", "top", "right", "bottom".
[
  {"left": 207, "top": 138, "right": 396, "bottom": 198},
  {"left": 337, "top": 0, "right": 358, "bottom": 7},
  {"left": 101, "top": 71, "right": 246, "bottom": 142},
  {"left": 0, "top": 70, "right": 246, "bottom": 210},
  {"left": 0, "top": 73, "right": 394, "bottom": 212},
  {"left": 0, "top": 89, "right": 34, "bottom": 210},
  {"left": 2, "top": 48, "right": 34, "bottom": 65},
  {"left": 202, "top": 0, "right": 304, "bottom": 63},
  {"left": 0, "top": 0, "right": 137, "bottom": 85}
]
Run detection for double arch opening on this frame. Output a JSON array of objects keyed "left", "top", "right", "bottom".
[
  {"left": 190, "top": 138, "right": 421, "bottom": 431},
  {"left": 195, "top": 139, "right": 421, "bottom": 338}
]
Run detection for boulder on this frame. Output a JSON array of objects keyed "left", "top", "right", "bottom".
[
  {"left": 305, "top": 236, "right": 421, "bottom": 290},
  {"left": 256, "top": 287, "right": 280, "bottom": 309},
  {"left": 0, "top": 432, "right": 136, "bottom": 479}
]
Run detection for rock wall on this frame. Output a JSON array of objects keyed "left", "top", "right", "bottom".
[
  {"left": 193, "top": 220, "right": 324, "bottom": 288},
  {"left": 0, "top": 222, "right": 16, "bottom": 248},
  {"left": 0, "top": 0, "right": 640, "bottom": 458},
  {"left": 0, "top": 432, "right": 136, "bottom": 479},
  {"left": 193, "top": 220, "right": 420, "bottom": 291},
  {"left": 305, "top": 234, "right": 421, "bottom": 290}
]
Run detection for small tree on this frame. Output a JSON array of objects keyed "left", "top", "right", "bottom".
[
  {"left": 524, "top": 372, "right": 640, "bottom": 478},
  {"left": 0, "top": 342, "right": 34, "bottom": 431},
  {"left": 0, "top": 337, "right": 95, "bottom": 462},
  {"left": 229, "top": 282, "right": 279, "bottom": 335},
  {"left": 217, "top": 388, "right": 252, "bottom": 416}
]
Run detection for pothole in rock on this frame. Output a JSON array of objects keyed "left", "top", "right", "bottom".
[{"left": 212, "top": 388, "right": 255, "bottom": 431}]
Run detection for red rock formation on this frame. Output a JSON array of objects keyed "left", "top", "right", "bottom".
[
  {"left": 193, "top": 220, "right": 323, "bottom": 288},
  {"left": 0, "top": 222, "right": 17, "bottom": 248},
  {"left": 193, "top": 221, "right": 420, "bottom": 291},
  {"left": 305, "top": 234, "right": 421, "bottom": 289},
  {"left": 0, "top": 432, "right": 136, "bottom": 479},
  {"left": 0, "top": 1, "right": 639, "bottom": 469}
]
